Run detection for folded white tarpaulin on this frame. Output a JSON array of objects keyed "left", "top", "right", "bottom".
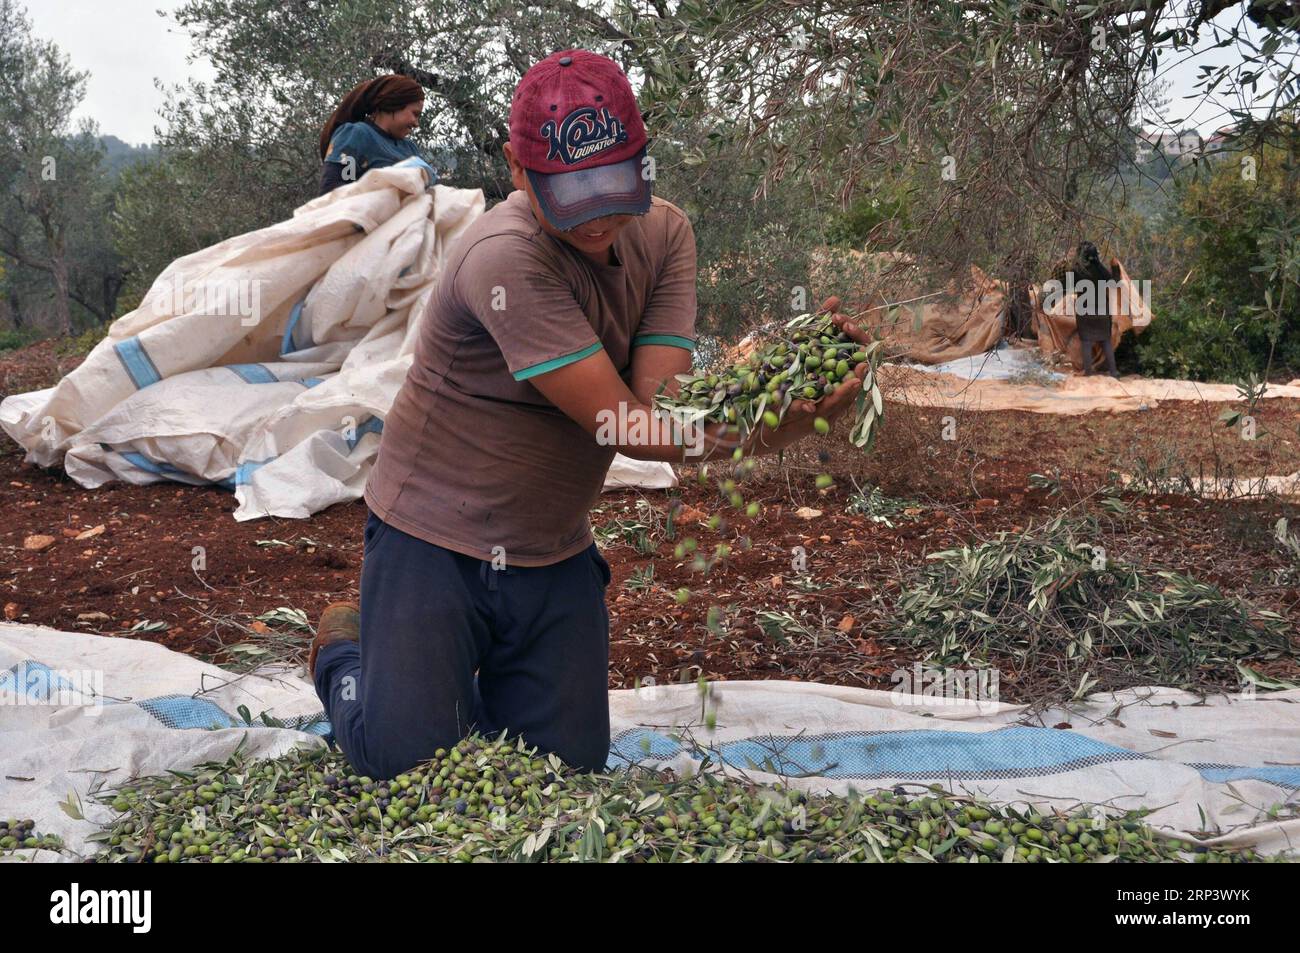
[
  {"left": 3, "top": 623, "right": 1296, "bottom": 860},
  {"left": 0, "top": 161, "right": 676, "bottom": 519}
]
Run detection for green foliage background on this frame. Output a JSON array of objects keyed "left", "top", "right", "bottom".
[{"left": 3, "top": 0, "right": 1300, "bottom": 384}]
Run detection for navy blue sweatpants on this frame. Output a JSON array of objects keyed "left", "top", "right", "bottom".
[{"left": 313, "top": 510, "right": 612, "bottom": 780}]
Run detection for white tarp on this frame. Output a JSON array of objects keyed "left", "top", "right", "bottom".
[
  {"left": 3, "top": 623, "right": 1296, "bottom": 860},
  {"left": 898, "top": 341, "right": 1068, "bottom": 382},
  {"left": 0, "top": 161, "right": 675, "bottom": 519}
]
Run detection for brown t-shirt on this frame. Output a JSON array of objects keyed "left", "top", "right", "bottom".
[{"left": 365, "top": 188, "right": 697, "bottom": 566}]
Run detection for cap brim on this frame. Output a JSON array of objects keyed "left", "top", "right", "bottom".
[{"left": 526, "top": 147, "right": 652, "bottom": 231}]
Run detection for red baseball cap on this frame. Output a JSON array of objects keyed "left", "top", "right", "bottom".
[{"left": 509, "top": 49, "right": 652, "bottom": 230}]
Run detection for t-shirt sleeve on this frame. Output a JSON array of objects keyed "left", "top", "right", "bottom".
[
  {"left": 454, "top": 236, "right": 603, "bottom": 381},
  {"left": 632, "top": 206, "right": 697, "bottom": 353},
  {"left": 323, "top": 123, "right": 372, "bottom": 176}
]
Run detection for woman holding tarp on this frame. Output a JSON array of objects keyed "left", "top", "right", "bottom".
[{"left": 318, "top": 75, "right": 430, "bottom": 195}]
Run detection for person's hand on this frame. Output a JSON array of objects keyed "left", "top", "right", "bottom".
[{"left": 707, "top": 295, "right": 875, "bottom": 459}]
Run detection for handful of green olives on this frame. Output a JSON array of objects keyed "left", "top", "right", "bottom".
[{"left": 655, "top": 311, "right": 885, "bottom": 454}]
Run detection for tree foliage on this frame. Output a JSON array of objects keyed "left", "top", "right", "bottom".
[
  {"left": 1136, "top": 127, "right": 1300, "bottom": 379},
  {"left": 0, "top": 0, "right": 123, "bottom": 333}
]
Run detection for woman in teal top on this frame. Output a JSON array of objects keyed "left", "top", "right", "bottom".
[{"left": 318, "top": 75, "right": 429, "bottom": 195}]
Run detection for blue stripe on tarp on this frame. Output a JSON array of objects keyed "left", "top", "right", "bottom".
[
  {"left": 119, "top": 450, "right": 188, "bottom": 478},
  {"left": 103, "top": 444, "right": 233, "bottom": 490},
  {"left": 610, "top": 726, "right": 1145, "bottom": 780},
  {"left": 0, "top": 661, "right": 78, "bottom": 700},
  {"left": 226, "top": 363, "right": 279, "bottom": 384},
  {"left": 606, "top": 725, "right": 1300, "bottom": 791},
  {"left": 301, "top": 377, "right": 324, "bottom": 388},
  {"left": 280, "top": 297, "right": 310, "bottom": 356},
  {"left": 113, "top": 337, "right": 163, "bottom": 388},
  {"left": 1190, "top": 764, "right": 1300, "bottom": 787},
  {"left": 235, "top": 457, "right": 274, "bottom": 486},
  {"left": 347, "top": 415, "right": 383, "bottom": 451},
  {"left": 134, "top": 694, "right": 330, "bottom": 735}
]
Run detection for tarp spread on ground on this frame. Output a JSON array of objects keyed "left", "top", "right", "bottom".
[
  {"left": 0, "top": 162, "right": 676, "bottom": 519},
  {"left": 881, "top": 362, "right": 1300, "bottom": 414},
  {"left": 901, "top": 340, "right": 1068, "bottom": 382},
  {"left": 1120, "top": 471, "right": 1300, "bottom": 502},
  {"left": 4, "top": 623, "right": 1296, "bottom": 860}
]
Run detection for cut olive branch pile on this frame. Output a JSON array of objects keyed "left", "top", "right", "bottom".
[
  {"left": 891, "top": 513, "right": 1296, "bottom": 703},
  {"left": 651, "top": 311, "right": 886, "bottom": 608},
  {"left": 74, "top": 734, "right": 1272, "bottom": 863}
]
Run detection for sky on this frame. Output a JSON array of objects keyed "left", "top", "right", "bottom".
[
  {"left": 25, "top": 0, "right": 214, "bottom": 145},
  {"left": 23, "top": 0, "right": 1293, "bottom": 145}
]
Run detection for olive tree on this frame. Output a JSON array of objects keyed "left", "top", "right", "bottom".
[
  {"left": 122, "top": 1, "right": 1299, "bottom": 330},
  {"left": 0, "top": 0, "right": 121, "bottom": 334}
]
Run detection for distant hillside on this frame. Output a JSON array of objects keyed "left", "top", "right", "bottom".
[{"left": 99, "top": 135, "right": 158, "bottom": 178}]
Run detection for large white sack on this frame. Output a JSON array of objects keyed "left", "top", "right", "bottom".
[{"left": 0, "top": 160, "right": 676, "bottom": 520}]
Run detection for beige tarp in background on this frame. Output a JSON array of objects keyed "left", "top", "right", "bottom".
[
  {"left": 808, "top": 250, "right": 1153, "bottom": 371},
  {"left": 810, "top": 250, "right": 1008, "bottom": 365},
  {"left": 1032, "top": 258, "right": 1153, "bottom": 370}
]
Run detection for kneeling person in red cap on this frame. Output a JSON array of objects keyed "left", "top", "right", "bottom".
[{"left": 310, "top": 49, "right": 871, "bottom": 780}]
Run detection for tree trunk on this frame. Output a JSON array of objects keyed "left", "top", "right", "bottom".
[
  {"left": 9, "top": 286, "right": 25, "bottom": 330},
  {"left": 48, "top": 254, "right": 73, "bottom": 335},
  {"left": 39, "top": 216, "right": 74, "bottom": 335}
]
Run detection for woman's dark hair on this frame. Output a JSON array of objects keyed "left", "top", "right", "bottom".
[{"left": 319, "top": 75, "right": 425, "bottom": 159}]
